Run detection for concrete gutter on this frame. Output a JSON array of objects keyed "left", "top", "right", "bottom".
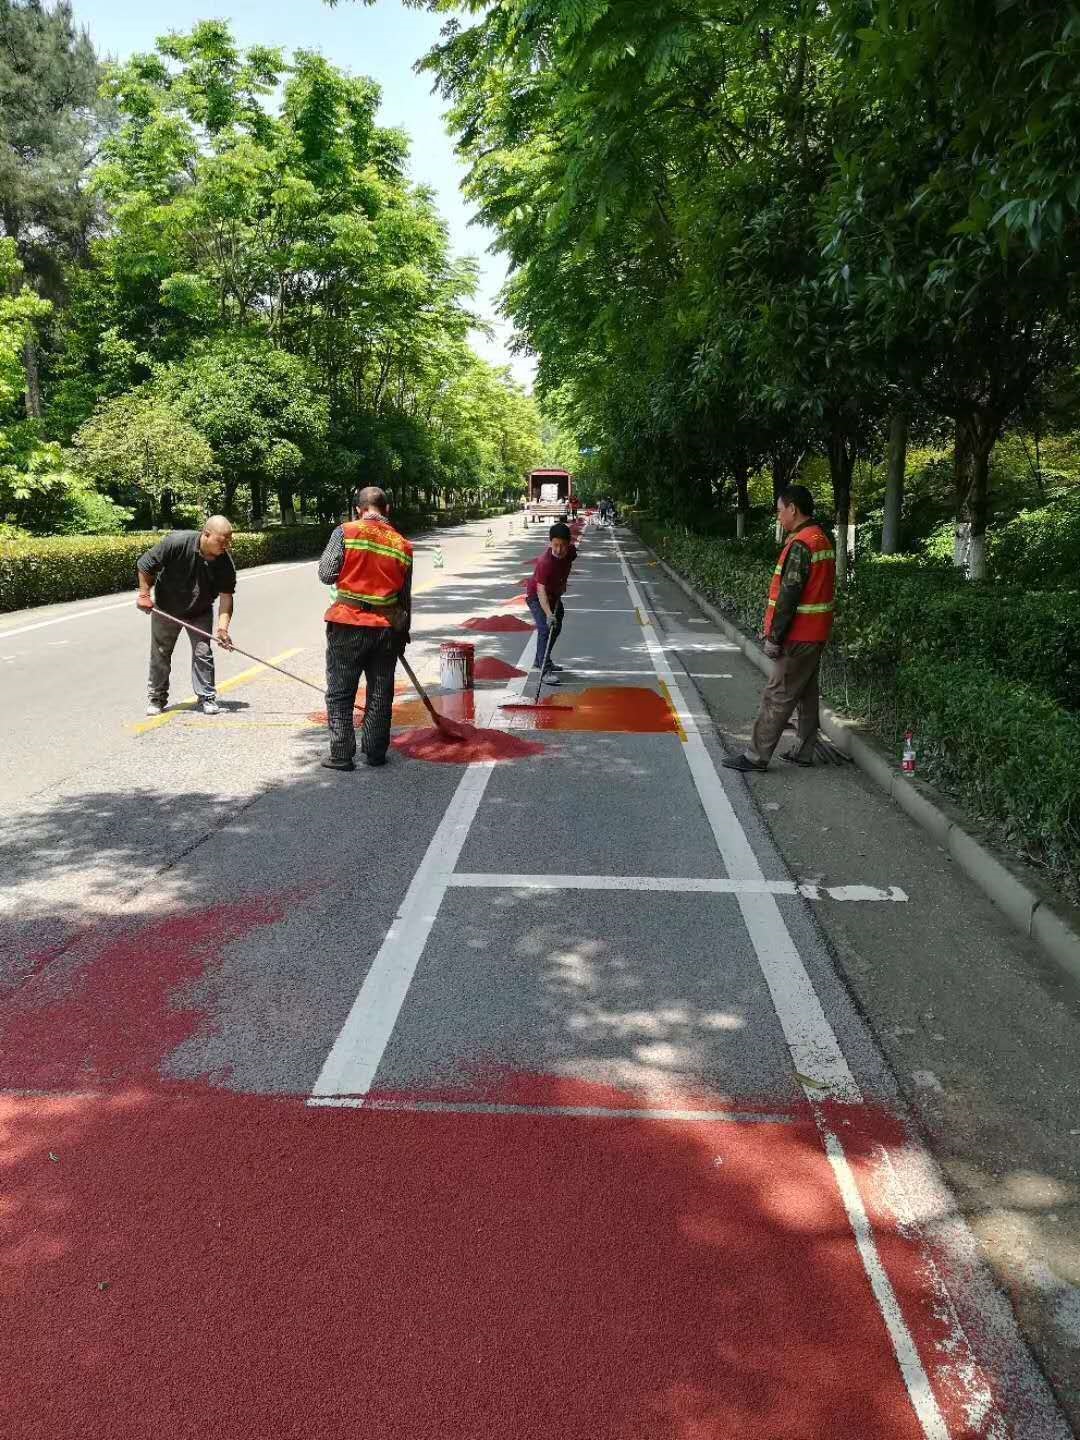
[{"left": 647, "top": 546, "right": 1080, "bottom": 985}]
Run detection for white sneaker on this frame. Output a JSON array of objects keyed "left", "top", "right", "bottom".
[
  {"left": 541, "top": 670, "right": 561, "bottom": 686},
  {"left": 197, "top": 698, "right": 221, "bottom": 715},
  {"left": 145, "top": 700, "right": 165, "bottom": 716}
]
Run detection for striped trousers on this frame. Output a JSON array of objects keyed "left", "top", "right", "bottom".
[{"left": 324, "top": 623, "right": 398, "bottom": 763}]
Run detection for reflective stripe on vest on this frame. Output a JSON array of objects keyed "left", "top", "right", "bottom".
[{"left": 765, "top": 524, "right": 836, "bottom": 643}]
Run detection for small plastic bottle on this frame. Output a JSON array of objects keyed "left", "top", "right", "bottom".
[{"left": 902, "top": 730, "right": 916, "bottom": 775}]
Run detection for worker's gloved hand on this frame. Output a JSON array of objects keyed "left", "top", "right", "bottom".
[
  {"left": 215, "top": 623, "right": 234, "bottom": 651},
  {"left": 136, "top": 593, "right": 155, "bottom": 614},
  {"left": 763, "top": 639, "right": 783, "bottom": 660}
]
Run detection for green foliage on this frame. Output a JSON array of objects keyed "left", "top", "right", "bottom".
[
  {"left": 71, "top": 386, "right": 215, "bottom": 525},
  {"left": 0, "top": 524, "right": 336, "bottom": 612}
]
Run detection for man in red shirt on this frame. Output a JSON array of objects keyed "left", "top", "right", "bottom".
[{"left": 525, "top": 521, "right": 577, "bottom": 685}]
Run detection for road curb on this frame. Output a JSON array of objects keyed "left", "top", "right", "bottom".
[{"left": 646, "top": 544, "right": 1080, "bottom": 985}]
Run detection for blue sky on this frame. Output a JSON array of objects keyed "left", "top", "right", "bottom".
[{"left": 73, "top": 0, "right": 534, "bottom": 386}]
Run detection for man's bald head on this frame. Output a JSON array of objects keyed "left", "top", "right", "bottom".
[
  {"left": 200, "top": 515, "right": 234, "bottom": 557},
  {"left": 356, "top": 487, "right": 388, "bottom": 516}
]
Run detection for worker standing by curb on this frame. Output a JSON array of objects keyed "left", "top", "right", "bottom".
[
  {"left": 525, "top": 521, "right": 577, "bottom": 686},
  {"left": 318, "top": 486, "right": 412, "bottom": 772},
  {"left": 722, "top": 484, "right": 835, "bottom": 772}
]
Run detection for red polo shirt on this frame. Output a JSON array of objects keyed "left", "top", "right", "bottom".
[{"left": 526, "top": 544, "right": 577, "bottom": 602}]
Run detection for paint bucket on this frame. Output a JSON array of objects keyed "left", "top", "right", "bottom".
[{"left": 439, "top": 641, "right": 475, "bottom": 691}]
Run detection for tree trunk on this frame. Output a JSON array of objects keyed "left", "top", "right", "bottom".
[
  {"left": 827, "top": 424, "right": 856, "bottom": 588},
  {"left": 224, "top": 477, "right": 238, "bottom": 521},
  {"left": 953, "top": 422, "right": 973, "bottom": 571},
  {"left": 23, "top": 335, "right": 42, "bottom": 419},
  {"left": 277, "top": 484, "right": 296, "bottom": 526},
  {"left": 968, "top": 427, "right": 995, "bottom": 582},
  {"left": 251, "top": 477, "right": 264, "bottom": 529},
  {"left": 881, "top": 409, "right": 908, "bottom": 555},
  {"left": 734, "top": 461, "right": 750, "bottom": 539}
]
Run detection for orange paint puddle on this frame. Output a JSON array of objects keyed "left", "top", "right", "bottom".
[
  {"left": 501, "top": 686, "right": 680, "bottom": 734},
  {"left": 500, "top": 594, "right": 529, "bottom": 608},
  {"left": 392, "top": 692, "right": 477, "bottom": 728}
]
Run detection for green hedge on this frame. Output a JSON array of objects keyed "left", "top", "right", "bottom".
[
  {"left": 0, "top": 526, "right": 336, "bottom": 613},
  {"left": 639, "top": 519, "right": 1080, "bottom": 897},
  {"left": 0, "top": 508, "right": 513, "bottom": 613}
]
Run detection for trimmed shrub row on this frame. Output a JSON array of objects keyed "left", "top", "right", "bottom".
[
  {"left": 639, "top": 520, "right": 1080, "bottom": 898},
  {"left": 0, "top": 508, "right": 512, "bottom": 613}
]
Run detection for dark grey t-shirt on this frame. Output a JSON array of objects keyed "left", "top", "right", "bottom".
[{"left": 137, "top": 531, "right": 237, "bottom": 618}]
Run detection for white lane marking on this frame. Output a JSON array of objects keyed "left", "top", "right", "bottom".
[
  {"left": 0, "top": 559, "right": 316, "bottom": 640},
  {"left": 311, "top": 629, "right": 536, "bottom": 1100},
  {"left": 309, "top": 1097, "right": 800, "bottom": 1124},
  {"left": 447, "top": 874, "right": 908, "bottom": 902},
  {"left": 821, "top": 1125, "right": 951, "bottom": 1439},
  {"left": 558, "top": 667, "right": 734, "bottom": 679},
  {"left": 311, "top": 761, "right": 496, "bottom": 1100},
  {"left": 613, "top": 535, "right": 859, "bottom": 1101}
]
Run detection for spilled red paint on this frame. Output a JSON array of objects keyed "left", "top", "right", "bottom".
[
  {"left": 0, "top": 898, "right": 289, "bottom": 1090},
  {"left": 460, "top": 614, "right": 534, "bottom": 632},
  {"left": 393, "top": 691, "right": 476, "bottom": 727},
  {"left": 501, "top": 685, "right": 680, "bottom": 734},
  {"left": 473, "top": 657, "right": 526, "bottom": 681},
  {"left": 0, "top": 1082, "right": 965, "bottom": 1440},
  {"left": 392, "top": 724, "right": 544, "bottom": 765}
]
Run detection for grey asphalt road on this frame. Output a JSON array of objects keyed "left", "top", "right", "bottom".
[{"left": 0, "top": 516, "right": 1075, "bottom": 1439}]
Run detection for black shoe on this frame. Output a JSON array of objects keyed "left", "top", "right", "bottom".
[
  {"left": 363, "top": 753, "right": 387, "bottom": 768},
  {"left": 722, "top": 754, "right": 768, "bottom": 773},
  {"left": 321, "top": 757, "right": 356, "bottom": 772}
]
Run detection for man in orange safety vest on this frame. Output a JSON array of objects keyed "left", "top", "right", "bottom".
[
  {"left": 317, "top": 486, "right": 413, "bottom": 772},
  {"left": 722, "top": 484, "right": 836, "bottom": 772}
]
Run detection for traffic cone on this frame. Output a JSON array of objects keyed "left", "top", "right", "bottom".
[
  {"left": 433, "top": 544, "right": 445, "bottom": 569},
  {"left": 485, "top": 527, "right": 494, "bottom": 548}
]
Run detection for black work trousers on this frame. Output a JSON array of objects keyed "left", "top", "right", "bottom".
[{"left": 325, "top": 622, "right": 398, "bottom": 763}]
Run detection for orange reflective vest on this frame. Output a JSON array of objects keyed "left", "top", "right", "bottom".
[
  {"left": 324, "top": 518, "right": 413, "bottom": 628},
  {"left": 765, "top": 524, "right": 836, "bottom": 644}
]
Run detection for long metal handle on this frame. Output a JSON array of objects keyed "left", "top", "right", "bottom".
[
  {"left": 149, "top": 606, "right": 326, "bottom": 696},
  {"left": 397, "top": 653, "right": 449, "bottom": 731}
]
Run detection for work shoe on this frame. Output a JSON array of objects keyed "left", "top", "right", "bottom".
[
  {"left": 722, "top": 753, "right": 768, "bottom": 773},
  {"left": 545, "top": 662, "right": 564, "bottom": 673},
  {"left": 363, "top": 753, "right": 387, "bottom": 768},
  {"left": 196, "top": 698, "right": 221, "bottom": 715},
  {"left": 540, "top": 669, "right": 562, "bottom": 686},
  {"left": 146, "top": 700, "right": 166, "bottom": 717},
  {"left": 321, "top": 757, "right": 356, "bottom": 772}
]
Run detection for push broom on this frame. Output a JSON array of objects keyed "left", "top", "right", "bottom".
[
  {"left": 498, "top": 624, "right": 572, "bottom": 713},
  {"left": 149, "top": 607, "right": 470, "bottom": 742}
]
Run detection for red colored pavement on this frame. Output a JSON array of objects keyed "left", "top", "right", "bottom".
[{"left": 1, "top": 1083, "right": 955, "bottom": 1440}]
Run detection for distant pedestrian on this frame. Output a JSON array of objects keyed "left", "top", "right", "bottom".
[
  {"left": 318, "top": 486, "right": 412, "bottom": 771},
  {"left": 136, "top": 517, "right": 236, "bottom": 717},
  {"left": 722, "top": 485, "right": 836, "bottom": 772},
  {"left": 525, "top": 521, "right": 577, "bottom": 685}
]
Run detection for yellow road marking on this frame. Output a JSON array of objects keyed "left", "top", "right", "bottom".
[
  {"left": 658, "top": 679, "right": 688, "bottom": 743},
  {"left": 635, "top": 607, "right": 644, "bottom": 626},
  {"left": 129, "top": 648, "right": 304, "bottom": 735}
]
